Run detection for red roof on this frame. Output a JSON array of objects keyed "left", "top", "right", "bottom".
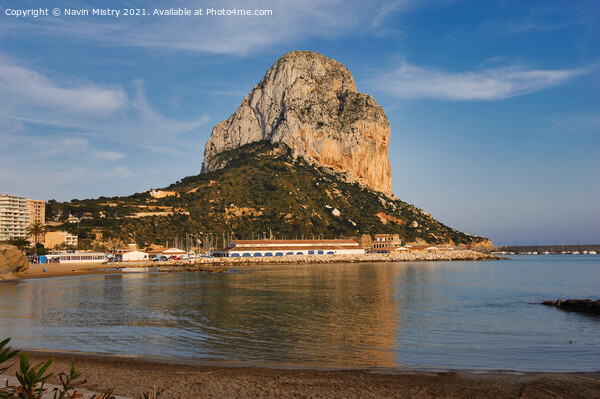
[
  {"left": 232, "top": 239, "right": 359, "bottom": 246},
  {"left": 219, "top": 245, "right": 361, "bottom": 252}
]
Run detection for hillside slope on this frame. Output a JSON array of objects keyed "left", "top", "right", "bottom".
[{"left": 47, "top": 142, "right": 490, "bottom": 250}]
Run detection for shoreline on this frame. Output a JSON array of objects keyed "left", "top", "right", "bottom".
[
  {"left": 2, "top": 350, "right": 598, "bottom": 398},
  {"left": 18, "top": 250, "right": 503, "bottom": 279}
]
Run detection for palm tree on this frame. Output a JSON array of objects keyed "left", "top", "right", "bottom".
[{"left": 26, "top": 222, "right": 46, "bottom": 256}]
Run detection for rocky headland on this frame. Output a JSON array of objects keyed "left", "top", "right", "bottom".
[
  {"left": 44, "top": 50, "right": 493, "bottom": 248},
  {"left": 203, "top": 50, "right": 393, "bottom": 196}
]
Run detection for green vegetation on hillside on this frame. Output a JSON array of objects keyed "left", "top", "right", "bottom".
[{"left": 46, "top": 141, "right": 488, "bottom": 250}]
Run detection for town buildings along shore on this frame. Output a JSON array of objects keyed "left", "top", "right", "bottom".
[{"left": 214, "top": 239, "right": 366, "bottom": 257}]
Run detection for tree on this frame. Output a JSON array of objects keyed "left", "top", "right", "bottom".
[{"left": 26, "top": 223, "right": 46, "bottom": 256}]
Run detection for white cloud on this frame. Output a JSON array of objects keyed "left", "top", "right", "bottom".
[
  {"left": 0, "top": 60, "right": 127, "bottom": 115},
  {"left": 93, "top": 151, "right": 126, "bottom": 161},
  {"left": 4, "top": 1, "right": 411, "bottom": 55},
  {"left": 0, "top": 58, "right": 209, "bottom": 143},
  {"left": 373, "top": 62, "right": 588, "bottom": 101},
  {"left": 109, "top": 166, "right": 135, "bottom": 178},
  {"left": 547, "top": 114, "right": 600, "bottom": 135}
]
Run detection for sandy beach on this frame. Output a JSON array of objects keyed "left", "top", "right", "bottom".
[{"left": 1, "top": 352, "right": 597, "bottom": 398}]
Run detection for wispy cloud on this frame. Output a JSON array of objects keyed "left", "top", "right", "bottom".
[
  {"left": 546, "top": 114, "right": 600, "bottom": 135},
  {"left": 0, "top": 55, "right": 209, "bottom": 200},
  {"left": 3, "top": 1, "right": 412, "bottom": 55},
  {"left": 485, "top": 3, "right": 598, "bottom": 35},
  {"left": 93, "top": 150, "right": 126, "bottom": 161},
  {"left": 0, "top": 58, "right": 127, "bottom": 115},
  {"left": 0, "top": 58, "right": 209, "bottom": 143},
  {"left": 372, "top": 62, "right": 589, "bottom": 101}
]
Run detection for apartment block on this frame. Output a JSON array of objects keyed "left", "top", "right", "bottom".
[
  {"left": 44, "top": 230, "right": 78, "bottom": 249},
  {"left": 0, "top": 194, "right": 29, "bottom": 241},
  {"left": 27, "top": 199, "right": 45, "bottom": 225}
]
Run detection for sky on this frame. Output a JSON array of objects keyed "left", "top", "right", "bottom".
[{"left": 0, "top": 0, "right": 598, "bottom": 245}]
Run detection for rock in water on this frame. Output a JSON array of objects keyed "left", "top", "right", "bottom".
[
  {"left": 202, "top": 51, "right": 393, "bottom": 196},
  {"left": 0, "top": 244, "right": 28, "bottom": 282}
]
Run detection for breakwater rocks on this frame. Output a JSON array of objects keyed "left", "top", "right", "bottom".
[
  {"left": 542, "top": 299, "right": 600, "bottom": 315},
  {"left": 193, "top": 250, "right": 500, "bottom": 267},
  {"left": 159, "top": 264, "right": 228, "bottom": 274},
  {"left": 116, "top": 250, "right": 501, "bottom": 274},
  {"left": 0, "top": 244, "right": 28, "bottom": 282}
]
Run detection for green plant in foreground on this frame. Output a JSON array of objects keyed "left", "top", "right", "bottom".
[
  {"left": 52, "top": 359, "right": 88, "bottom": 399},
  {"left": 1, "top": 338, "right": 165, "bottom": 399},
  {"left": 0, "top": 338, "right": 18, "bottom": 375},
  {"left": 8, "top": 352, "right": 53, "bottom": 399},
  {"left": 141, "top": 386, "right": 165, "bottom": 399}
]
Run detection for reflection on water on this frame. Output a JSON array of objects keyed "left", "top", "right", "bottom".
[{"left": 0, "top": 256, "right": 599, "bottom": 371}]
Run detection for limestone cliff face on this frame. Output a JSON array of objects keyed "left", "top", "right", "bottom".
[{"left": 202, "top": 51, "right": 393, "bottom": 196}]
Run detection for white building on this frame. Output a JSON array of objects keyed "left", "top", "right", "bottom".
[
  {"left": 147, "top": 247, "right": 186, "bottom": 259},
  {"left": 0, "top": 194, "right": 29, "bottom": 242},
  {"left": 46, "top": 252, "right": 106, "bottom": 264},
  {"left": 115, "top": 250, "right": 149, "bottom": 262},
  {"left": 214, "top": 239, "right": 365, "bottom": 257}
]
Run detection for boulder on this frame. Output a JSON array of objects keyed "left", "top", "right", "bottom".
[
  {"left": 542, "top": 299, "right": 600, "bottom": 314},
  {"left": 0, "top": 244, "right": 29, "bottom": 282}
]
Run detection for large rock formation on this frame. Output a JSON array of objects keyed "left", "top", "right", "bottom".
[
  {"left": 0, "top": 244, "right": 28, "bottom": 282},
  {"left": 202, "top": 51, "right": 393, "bottom": 196}
]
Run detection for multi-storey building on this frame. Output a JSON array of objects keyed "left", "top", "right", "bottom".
[
  {"left": 0, "top": 194, "right": 29, "bottom": 241},
  {"left": 27, "top": 199, "right": 45, "bottom": 225},
  {"left": 44, "top": 231, "right": 78, "bottom": 249},
  {"left": 372, "top": 234, "right": 402, "bottom": 253}
]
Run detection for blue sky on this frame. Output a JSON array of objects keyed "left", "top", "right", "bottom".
[{"left": 0, "top": 0, "right": 598, "bottom": 245}]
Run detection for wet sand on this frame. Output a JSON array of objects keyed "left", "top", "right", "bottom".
[
  {"left": 18, "top": 262, "right": 150, "bottom": 279},
  {"left": 2, "top": 352, "right": 598, "bottom": 398}
]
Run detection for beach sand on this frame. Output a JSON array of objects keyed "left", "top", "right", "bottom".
[
  {"left": 2, "top": 352, "right": 598, "bottom": 398},
  {"left": 18, "top": 262, "right": 150, "bottom": 279}
]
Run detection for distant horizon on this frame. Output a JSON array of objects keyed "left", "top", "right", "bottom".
[{"left": 1, "top": 0, "right": 598, "bottom": 246}]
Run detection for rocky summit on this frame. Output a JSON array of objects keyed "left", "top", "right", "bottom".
[{"left": 203, "top": 51, "right": 393, "bottom": 196}]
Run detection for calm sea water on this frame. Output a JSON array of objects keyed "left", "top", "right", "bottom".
[{"left": 0, "top": 255, "right": 598, "bottom": 372}]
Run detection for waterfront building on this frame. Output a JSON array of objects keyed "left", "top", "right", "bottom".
[
  {"left": 372, "top": 234, "right": 403, "bottom": 253},
  {"left": 148, "top": 247, "right": 186, "bottom": 259},
  {"left": 0, "top": 194, "right": 29, "bottom": 241},
  {"left": 44, "top": 231, "right": 78, "bottom": 249},
  {"left": 214, "top": 239, "right": 365, "bottom": 257},
  {"left": 45, "top": 251, "right": 106, "bottom": 264},
  {"left": 114, "top": 250, "right": 149, "bottom": 262},
  {"left": 26, "top": 199, "right": 45, "bottom": 225}
]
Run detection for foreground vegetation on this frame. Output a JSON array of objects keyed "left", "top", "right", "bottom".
[{"left": 0, "top": 338, "right": 162, "bottom": 399}]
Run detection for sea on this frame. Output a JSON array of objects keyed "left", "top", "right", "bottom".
[{"left": 0, "top": 255, "right": 598, "bottom": 372}]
